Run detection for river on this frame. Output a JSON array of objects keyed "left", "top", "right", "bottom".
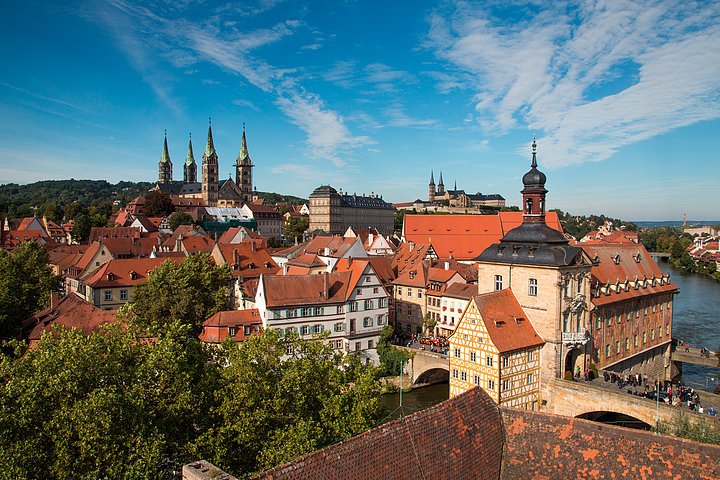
[
  {"left": 379, "top": 258, "right": 720, "bottom": 419},
  {"left": 659, "top": 258, "right": 720, "bottom": 392}
]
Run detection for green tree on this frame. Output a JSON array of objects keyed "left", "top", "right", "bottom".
[
  {"left": 144, "top": 190, "right": 174, "bottom": 217},
  {"left": 0, "top": 322, "right": 219, "bottom": 478},
  {"left": 127, "top": 253, "right": 231, "bottom": 336},
  {"left": 394, "top": 209, "right": 406, "bottom": 232},
  {"left": 0, "top": 242, "right": 62, "bottom": 339},
  {"left": 169, "top": 211, "right": 194, "bottom": 231},
  {"left": 283, "top": 215, "right": 309, "bottom": 244},
  {"left": 72, "top": 213, "right": 92, "bottom": 242},
  {"left": 376, "top": 326, "right": 413, "bottom": 376},
  {"left": 194, "top": 330, "right": 382, "bottom": 477}
]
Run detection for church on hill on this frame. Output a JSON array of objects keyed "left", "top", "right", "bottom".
[
  {"left": 154, "top": 121, "right": 256, "bottom": 207},
  {"left": 427, "top": 170, "right": 505, "bottom": 208}
]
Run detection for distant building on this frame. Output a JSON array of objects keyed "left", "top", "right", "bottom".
[
  {"left": 427, "top": 170, "right": 505, "bottom": 208},
  {"left": 308, "top": 185, "right": 394, "bottom": 236},
  {"left": 199, "top": 309, "right": 262, "bottom": 344}
]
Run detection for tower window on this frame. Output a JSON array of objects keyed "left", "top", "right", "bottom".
[
  {"left": 528, "top": 278, "right": 538, "bottom": 296},
  {"left": 494, "top": 275, "right": 503, "bottom": 291}
]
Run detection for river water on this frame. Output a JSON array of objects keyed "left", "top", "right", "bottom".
[{"left": 379, "top": 259, "right": 720, "bottom": 418}]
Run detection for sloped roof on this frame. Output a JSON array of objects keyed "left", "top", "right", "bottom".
[
  {"left": 471, "top": 289, "right": 545, "bottom": 353},
  {"left": 262, "top": 272, "right": 352, "bottom": 307},
  {"left": 102, "top": 237, "right": 157, "bottom": 258},
  {"left": 69, "top": 242, "right": 102, "bottom": 273},
  {"left": 89, "top": 227, "right": 141, "bottom": 242},
  {"left": 393, "top": 261, "right": 428, "bottom": 288},
  {"left": 214, "top": 243, "right": 279, "bottom": 279},
  {"left": 391, "top": 242, "right": 436, "bottom": 274},
  {"left": 24, "top": 294, "right": 117, "bottom": 344},
  {"left": 441, "top": 282, "right": 477, "bottom": 300},
  {"left": 303, "top": 235, "right": 360, "bottom": 258},
  {"left": 84, "top": 258, "right": 182, "bottom": 288},
  {"left": 403, "top": 212, "right": 562, "bottom": 261},
  {"left": 199, "top": 309, "right": 262, "bottom": 343},
  {"left": 181, "top": 236, "right": 216, "bottom": 254},
  {"left": 287, "top": 253, "right": 327, "bottom": 268}
]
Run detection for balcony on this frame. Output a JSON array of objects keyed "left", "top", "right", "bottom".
[{"left": 562, "top": 330, "right": 590, "bottom": 347}]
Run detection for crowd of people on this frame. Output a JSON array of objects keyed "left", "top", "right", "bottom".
[
  {"left": 394, "top": 334, "right": 450, "bottom": 355},
  {"left": 599, "top": 371, "right": 717, "bottom": 417}
]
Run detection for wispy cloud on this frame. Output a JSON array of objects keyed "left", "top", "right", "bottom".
[
  {"left": 427, "top": 0, "right": 720, "bottom": 167},
  {"left": 384, "top": 104, "right": 437, "bottom": 128},
  {"left": 232, "top": 99, "right": 260, "bottom": 111}
]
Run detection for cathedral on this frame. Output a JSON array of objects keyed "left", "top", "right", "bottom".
[
  {"left": 155, "top": 120, "right": 255, "bottom": 207},
  {"left": 427, "top": 170, "right": 505, "bottom": 208}
]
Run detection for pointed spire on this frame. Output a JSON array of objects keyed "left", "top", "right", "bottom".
[
  {"left": 454, "top": 180, "right": 457, "bottom": 191},
  {"left": 186, "top": 133, "right": 195, "bottom": 166},
  {"left": 429, "top": 170, "right": 435, "bottom": 185},
  {"left": 531, "top": 138, "right": 538, "bottom": 168},
  {"left": 238, "top": 122, "right": 251, "bottom": 164},
  {"left": 205, "top": 118, "right": 216, "bottom": 157},
  {"left": 160, "top": 130, "right": 170, "bottom": 164},
  {"left": 438, "top": 171, "right": 444, "bottom": 186}
]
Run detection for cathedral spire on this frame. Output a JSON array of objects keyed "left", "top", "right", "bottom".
[
  {"left": 235, "top": 122, "right": 254, "bottom": 202},
  {"left": 238, "top": 122, "right": 251, "bottom": 165},
  {"left": 205, "top": 118, "right": 216, "bottom": 157},
  {"left": 160, "top": 130, "right": 170, "bottom": 164},
  {"left": 429, "top": 170, "right": 435, "bottom": 185},
  {"left": 438, "top": 171, "right": 444, "bottom": 186},
  {"left": 186, "top": 133, "right": 195, "bottom": 166}
]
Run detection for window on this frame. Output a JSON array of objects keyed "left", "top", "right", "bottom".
[
  {"left": 364, "top": 300, "right": 374, "bottom": 310},
  {"left": 349, "top": 302, "right": 358, "bottom": 312},
  {"left": 494, "top": 275, "right": 503, "bottom": 291},
  {"left": 503, "top": 356, "right": 509, "bottom": 368},
  {"left": 527, "top": 351, "right": 534, "bottom": 362},
  {"left": 336, "top": 340, "right": 343, "bottom": 350},
  {"left": 228, "top": 327, "right": 236, "bottom": 337},
  {"left": 486, "top": 356, "right": 493, "bottom": 367},
  {"left": 666, "top": 324, "right": 670, "bottom": 336},
  {"left": 104, "top": 290, "right": 112, "bottom": 301},
  {"left": 301, "top": 325, "right": 309, "bottom": 335},
  {"left": 379, "top": 298, "right": 386, "bottom": 308},
  {"left": 274, "top": 311, "right": 282, "bottom": 319},
  {"left": 527, "top": 373, "right": 534, "bottom": 385},
  {"left": 363, "top": 317, "right": 373, "bottom": 328},
  {"left": 355, "top": 342, "right": 361, "bottom": 351},
  {"left": 528, "top": 278, "right": 538, "bottom": 296},
  {"left": 474, "top": 375, "right": 481, "bottom": 386},
  {"left": 470, "top": 352, "right": 476, "bottom": 362},
  {"left": 301, "top": 307, "right": 309, "bottom": 317},
  {"left": 454, "top": 348, "right": 461, "bottom": 358},
  {"left": 377, "top": 314, "right": 384, "bottom": 326},
  {"left": 605, "top": 344, "right": 610, "bottom": 358},
  {"left": 625, "top": 337, "right": 629, "bottom": 350},
  {"left": 368, "top": 339, "right": 374, "bottom": 349},
  {"left": 452, "top": 369, "right": 458, "bottom": 379},
  {"left": 373, "top": 287, "right": 379, "bottom": 293},
  {"left": 119, "top": 289, "right": 128, "bottom": 300},
  {"left": 398, "top": 287, "right": 403, "bottom": 296},
  {"left": 605, "top": 311, "right": 611, "bottom": 327},
  {"left": 336, "top": 305, "right": 343, "bottom": 314},
  {"left": 503, "top": 379, "right": 510, "bottom": 391},
  {"left": 643, "top": 331, "right": 647, "bottom": 344},
  {"left": 315, "top": 325, "right": 324, "bottom": 334},
  {"left": 595, "top": 313, "right": 601, "bottom": 330},
  {"left": 356, "top": 289, "right": 362, "bottom": 296},
  {"left": 615, "top": 341, "right": 620, "bottom": 353},
  {"left": 407, "top": 305, "right": 412, "bottom": 317},
  {"left": 417, "top": 290, "right": 422, "bottom": 298},
  {"left": 564, "top": 279, "right": 570, "bottom": 297},
  {"left": 244, "top": 326, "right": 251, "bottom": 336},
  {"left": 461, "top": 371, "right": 467, "bottom": 382},
  {"left": 651, "top": 329, "right": 655, "bottom": 341},
  {"left": 334, "top": 322, "right": 344, "bottom": 332},
  {"left": 488, "top": 380, "right": 495, "bottom": 390}
]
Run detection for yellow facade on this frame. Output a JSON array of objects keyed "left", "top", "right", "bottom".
[{"left": 449, "top": 299, "right": 542, "bottom": 410}]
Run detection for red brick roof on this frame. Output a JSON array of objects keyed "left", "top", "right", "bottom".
[
  {"left": 403, "top": 212, "right": 562, "bottom": 260},
  {"left": 24, "top": 294, "right": 117, "bottom": 347},
  {"left": 470, "top": 289, "right": 545, "bottom": 353},
  {"left": 251, "top": 387, "right": 504, "bottom": 480},
  {"left": 501, "top": 408, "right": 720, "bottom": 479},
  {"left": 84, "top": 258, "right": 183, "bottom": 288},
  {"left": 199, "top": 309, "right": 262, "bottom": 343}
]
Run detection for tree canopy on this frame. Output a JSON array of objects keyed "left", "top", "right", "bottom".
[
  {"left": 169, "top": 211, "right": 194, "bottom": 231},
  {"left": 283, "top": 215, "right": 308, "bottom": 244},
  {"left": 125, "top": 253, "right": 231, "bottom": 336},
  {"left": 0, "top": 242, "right": 62, "bottom": 339},
  {"left": 143, "top": 190, "right": 174, "bottom": 218}
]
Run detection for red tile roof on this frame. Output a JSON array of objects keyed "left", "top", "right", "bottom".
[
  {"left": 392, "top": 261, "right": 428, "bottom": 288},
  {"left": 470, "top": 289, "right": 545, "bottom": 353},
  {"left": 403, "top": 212, "right": 562, "bottom": 260},
  {"left": 68, "top": 241, "right": 102, "bottom": 275},
  {"left": 391, "top": 242, "right": 436, "bottom": 274},
  {"left": 303, "top": 236, "right": 360, "bottom": 258},
  {"left": 84, "top": 258, "right": 183, "bottom": 288},
  {"left": 199, "top": 309, "right": 262, "bottom": 343},
  {"left": 2, "top": 229, "right": 45, "bottom": 249},
  {"left": 89, "top": 227, "right": 141, "bottom": 242},
  {"left": 181, "top": 236, "right": 216, "bottom": 254},
  {"left": 262, "top": 272, "right": 352, "bottom": 307},
  {"left": 24, "top": 294, "right": 117, "bottom": 347},
  {"left": 102, "top": 237, "right": 157, "bottom": 258},
  {"left": 440, "top": 282, "right": 477, "bottom": 300},
  {"left": 286, "top": 253, "right": 327, "bottom": 268},
  {"left": 213, "top": 243, "right": 279, "bottom": 279}
]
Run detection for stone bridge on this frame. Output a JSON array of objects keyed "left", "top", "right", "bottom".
[
  {"left": 397, "top": 347, "right": 450, "bottom": 385},
  {"left": 400, "top": 348, "right": 695, "bottom": 428}
]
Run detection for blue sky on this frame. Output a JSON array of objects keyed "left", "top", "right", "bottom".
[{"left": 0, "top": 0, "right": 718, "bottom": 221}]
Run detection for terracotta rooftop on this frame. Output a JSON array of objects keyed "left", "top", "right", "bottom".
[
  {"left": 84, "top": 257, "right": 183, "bottom": 288},
  {"left": 89, "top": 227, "right": 141, "bottom": 242},
  {"left": 286, "top": 253, "right": 327, "bottom": 268},
  {"left": 199, "top": 309, "right": 262, "bottom": 343},
  {"left": 261, "top": 272, "right": 352, "bottom": 307},
  {"left": 213, "top": 243, "right": 279, "bottom": 279},
  {"left": 470, "top": 289, "right": 545, "bottom": 353},
  {"left": 181, "top": 235, "right": 216, "bottom": 254},
  {"left": 440, "top": 282, "right": 477, "bottom": 300},
  {"left": 403, "top": 212, "right": 562, "bottom": 260},
  {"left": 391, "top": 242, "right": 436, "bottom": 275},
  {"left": 303, "top": 235, "right": 360, "bottom": 258},
  {"left": 102, "top": 237, "right": 157, "bottom": 258}
]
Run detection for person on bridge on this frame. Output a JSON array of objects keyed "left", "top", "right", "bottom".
[{"left": 685, "top": 343, "right": 690, "bottom": 352}]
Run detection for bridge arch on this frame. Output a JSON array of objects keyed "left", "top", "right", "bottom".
[
  {"left": 576, "top": 411, "right": 652, "bottom": 430},
  {"left": 414, "top": 367, "right": 449, "bottom": 385}
]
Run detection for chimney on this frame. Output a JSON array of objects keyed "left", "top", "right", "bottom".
[
  {"left": 251, "top": 241, "right": 256, "bottom": 253},
  {"left": 409, "top": 241, "right": 415, "bottom": 252},
  {"left": 50, "top": 291, "right": 61, "bottom": 310},
  {"left": 444, "top": 261, "right": 449, "bottom": 270},
  {"left": 323, "top": 271, "right": 329, "bottom": 300},
  {"left": 233, "top": 249, "right": 239, "bottom": 265},
  {"left": 348, "top": 257, "right": 353, "bottom": 267}
]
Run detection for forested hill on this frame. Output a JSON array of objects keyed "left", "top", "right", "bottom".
[
  {"left": 0, "top": 179, "right": 307, "bottom": 223},
  {"left": 550, "top": 209, "right": 638, "bottom": 240}
]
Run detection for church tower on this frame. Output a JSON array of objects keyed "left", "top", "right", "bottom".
[
  {"left": 521, "top": 140, "right": 548, "bottom": 223},
  {"left": 428, "top": 170, "right": 436, "bottom": 203},
  {"left": 235, "top": 124, "right": 254, "bottom": 203},
  {"left": 202, "top": 120, "right": 219, "bottom": 207},
  {"left": 438, "top": 171, "right": 445, "bottom": 195},
  {"left": 158, "top": 131, "right": 173, "bottom": 184},
  {"left": 184, "top": 133, "right": 197, "bottom": 184}
]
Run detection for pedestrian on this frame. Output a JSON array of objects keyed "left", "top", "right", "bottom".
[{"left": 685, "top": 343, "right": 690, "bottom": 352}]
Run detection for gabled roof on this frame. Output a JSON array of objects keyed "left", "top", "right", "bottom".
[
  {"left": 69, "top": 241, "right": 102, "bottom": 274},
  {"left": 391, "top": 242, "right": 436, "bottom": 275},
  {"left": 199, "top": 309, "right": 262, "bottom": 343},
  {"left": 287, "top": 253, "right": 327, "bottom": 268},
  {"left": 181, "top": 236, "right": 216, "bottom": 254},
  {"left": 303, "top": 235, "right": 361, "bottom": 259},
  {"left": 470, "top": 289, "right": 545, "bottom": 353},
  {"left": 2, "top": 230, "right": 45, "bottom": 249},
  {"left": 84, "top": 258, "right": 183, "bottom": 288},
  {"left": 102, "top": 237, "right": 157, "bottom": 258},
  {"left": 214, "top": 243, "right": 279, "bottom": 279},
  {"left": 393, "top": 261, "right": 429, "bottom": 288},
  {"left": 442, "top": 282, "right": 477, "bottom": 300},
  {"left": 89, "top": 227, "right": 141, "bottom": 242},
  {"left": 261, "top": 272, "right": 352, "bottom": 307},
  {"left": 24, "top": 294, "right": 117, "bottom": 345},
  {"left": 162, "top": 225, "right": 208, "bottom": 248},
  {"left": 218, "top": 226, "right": 262, "bottom": 244},
  {"left": 403, "top": 212, "right": 563, "bottom": 261}
]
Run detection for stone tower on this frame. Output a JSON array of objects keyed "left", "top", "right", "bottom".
[
  {"left": 438, "top": 171, "right": 445, "bottom": 195},
  {"left": 521, "top": 140, "right": 548, "bottom": 223},
  {"left": 158, "top": 131, "right": 172, "bottom": 184},
  {"left": 428, "top": 170, "right": 436, "bottom": 203},
  {"left": 235, "top": 124, "right": 254, "bottom": 203},
  {"left": 202, "top": 120, "right": 219, "bottom": 207},
  {"left": 184, "top": 133, "right": 197, "bottom": 184}
]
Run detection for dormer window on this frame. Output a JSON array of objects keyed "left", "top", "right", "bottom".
[
  {"left": 130, "top": 271, "right": 138, "bottom": 280},
  {"left": 228, "top": 327, "right": 236, "bottom": 337},
  {"left": 635, "top": 253, "right": 642, "bottom": 263},
  {"left": 107, "top": 273, "right": 115, "bottom": 281},
  {"left": 613, "top": 255, "right": 621, "bottom": 265}
]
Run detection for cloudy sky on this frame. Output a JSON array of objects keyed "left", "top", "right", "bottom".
[{"left": 1, "top": 0, "right": 718, "bottom": 221}]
